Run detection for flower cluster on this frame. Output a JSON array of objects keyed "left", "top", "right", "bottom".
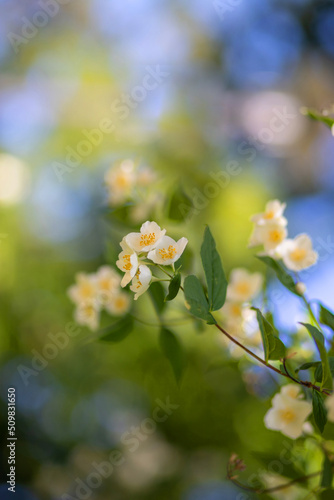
[
  {"left": 116, "top": 221, "right": 188, "bottom": 300},
  {"left": 264, "top": 384, "right": 312, "bottom": 439},
  {"left": 249, "top": 200, "right": 318, "bottom": 272},
  {"left": 68, "top": 266, "right": 131, "bottom": 331},
  {"left": 220, "top": 268, "right": 263, "bottom": 356},
  {"left": 104, "top": 159, "right": 157, "bottom": 207}
]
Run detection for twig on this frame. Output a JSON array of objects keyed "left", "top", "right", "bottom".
[
  {"left": 214, "top": 323, "right": 331, "bottom": 395},
  {"left": 227, "top": 461, "right": 324, "bottom": 495}
]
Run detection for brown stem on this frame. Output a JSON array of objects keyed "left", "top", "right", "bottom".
[
  {"left": 180, "top": 279, "right": 330, "bottom": 395},
  {"left": 227, "top": 466, "right": 323, "bottom": 495},
  {"left": 214, "top": 323, "right": 331, "bottom": 395},
  {"left": 282, "top": 357, "right": 300, "bottom": 384}
]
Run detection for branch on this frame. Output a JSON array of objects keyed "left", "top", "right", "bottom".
[
  {"left": 214, "top": 323, "right": 331, "bottom": 396},
  {"left": 227, "top": 454, "right": 328, "bottom": 495}
]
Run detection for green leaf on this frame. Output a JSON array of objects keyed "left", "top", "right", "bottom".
[
  {"left": 312, "top": 389, "right": 327, "bottom": 434},
  {"left": 184, "top": 275, "right": 216, "bottom": 324},
  {"left": 321, "top": 454, "right": 333, "bottom": 488},
  {"left": 257, "top": 256, "right": 298, "bottom": 295},
  {"left": 301, "top": 108, "right": 334, "bottom": 129},
  {"left": 165, "top": 273, "right": 181, "bottom": 301},
  {"left": 320, "top": 304, "right": 334, "bottom": 333},
  {"left": 301, "top": 323, "right": 333, "bottom": 390},
  {"left": 168, "top": 187, "right": 193, "bottom": 222},
  {"left": 320, "top": 489, "right": 334, "bottom": 499},
  {"left": 99, "top": 314, "right": 134, "bottom": 342},
  {"left": 149, "top": 281, "right": 166, "bottom": 316},
  {"left": 314, "top": 357, "right": 334, "bottom": 383},
  {"left": 200, "top": 226, "right": 227, "bottom": 311},
  {"left": 280, "top": 361, "right": 295, "bottom": 380},
  {"left": 253, "top": 308, "right": 286, "bottom": 362},
  {"left": 252, "top": 451, "right": 305, "bottom": 481},
  {"left": 159, "top": 327, "right": 186, "bottom": 383},
  {"left": 295, "top": 361, "right": 321, "bottom": 374}
]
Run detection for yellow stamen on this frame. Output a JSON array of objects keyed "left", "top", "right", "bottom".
[
  {"left": 100, "top": 279, "right": 111, "bottom": 290},
  {"left": 80, "top": 284, "right": 94, "bottom": 298},
  {"left": 231, "top": 304, "right": 242, "bottom": 316},
  {"left": 115, "top": 297, "right": 126, "bottom": 308},
  {"left": 269, "top": 229, "right": 284, "bottom": 243},
  {"left": 279, "top": 409, "right": 296, "bottom": 423},
  {"left": 83, "top": 304, "right": 95, "bottom": 317},
  {"left": 158, "top": 245, "right": 177, "bottom": 260},
  {"left": 140, "top": 232, "right": 156, "bottom": 246},
  {"left": 115, "top": 173, "right": 131, "bottom": 189},
  {"left": 265, "top": 210, "right": 275, "bottom": 219},
  {"left": 123, "top": 254, "right": 131, "bottom": 271},
  {"left": 235, "top": 282, "right": 251, "bottom": 296},
  {"left": 290, "top": 248, "right": 307, "bottom": 262}
]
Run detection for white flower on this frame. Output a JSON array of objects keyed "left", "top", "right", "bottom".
[
  {"left": 74, "top": 300, "right": 100, "bottom": 331},
  {"left": 226, "top": 268, "right": 263, "bottom": 302},
  {"left": 106, "top": 291, "right": 131, "bottom": 316},
  {"left": 249, "top": 221, "right": 288, "bottom": 254},
  {"left": 219, "top": 303, "right": 262, "bottom": 357},
  {"left": 116, "top": 239, "right": 139, "bottom": 287},
  {"left": 279, "top": 234, "right": 318, "bottom": 272},
  {"left": 251, "top": 200, "right": 287, "bottom": 226},
  {"left": 264, "top": 390, "right": 312, "bottom": 439},
  {"left": 280, "top": 384, "right": 303, "bottom": 400},
  {"left": 125, "top": 221, "right": 166, "bottom": 253},
  {"left": 325, "top": 391, "right": 334, "bottom": 423},
  {"left": 220, "top": 301, "right": 244, "bottom": 336},
  {"left": 147, "top": 235, "right": 188, "bottom": 265},
  {"left": 67, "top": 273, "right": 97, "bottom": 305},
  {"left": 130, "top": 265, "right": 152, "bottom": 300},
  {"left": 105, "top": 159, "right": 136, "bottom": 206},
  {"left": 95, "top": 266, "right": 121, "bottom": 305}
]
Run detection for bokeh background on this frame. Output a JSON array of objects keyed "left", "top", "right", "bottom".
[{"left": 1, "top": 0, "right": 334, "bottom": 499}]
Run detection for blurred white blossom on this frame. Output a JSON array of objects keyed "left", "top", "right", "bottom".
[
  {"left": 226, "top": 268, "right": 263, "bottom": 302},
  {"left": 279, "top": 234, "right": 318, "bottom": 272},
  {"left": 264, "top": 385, "right": 312, "bottom": 439}
]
